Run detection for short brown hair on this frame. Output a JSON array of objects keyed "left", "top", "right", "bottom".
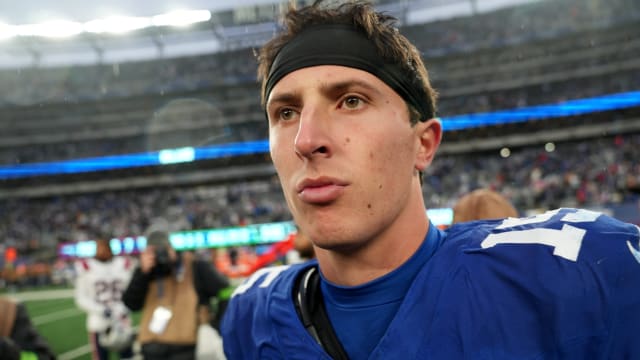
[
  {"left": 452, "top": 189, "right": 518, "bottom": 224},
  {"left": 256, "top": 0, "right": 437, "bottom": 125}
]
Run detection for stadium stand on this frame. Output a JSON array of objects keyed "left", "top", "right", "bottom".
[{"left": 0, "top": 0, "right": 639, "bottom": 286}]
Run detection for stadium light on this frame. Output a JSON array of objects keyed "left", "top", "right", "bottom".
[
  {"left": 0, "top": 22, "right": 17, "bottom": 40},
  {"left": 0, "top": 9, "right": 212, "bottom": 40},
  {"left": 152, "top": 10, "right": 212, "bottom": 27},
  {"left": 17, "top": 20, "right": 84, "bottom": 38},
  {"left": 84, "top": 16, "right": 152, "bottom": 34},
  {"left": 158, "top": 147, "right": 196, "bottom": 164}
]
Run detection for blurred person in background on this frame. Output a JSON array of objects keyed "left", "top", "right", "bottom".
[
  {"left": 452, "top": 188, "right": 518, "bottom": 224},
  {"left": 292, "top": 226, "right": 315, "bottom": 261},
  {"left": 287, "top": 225, "right": 315, "bottom": 264},
  {"left": 0, "top": 296, "right": 56, "bottom": 360},
  {"left": 74, "top": 235, "right": 135, "bottom": 360},
  {"left": 221, "top": 1, "right": 640, "bottom": 359},
  {"left": 285, "top": 225, "right": 316, "bottom": 264},
  {"left": 122, "top": 229, "right": 229, "bottom": 360}
]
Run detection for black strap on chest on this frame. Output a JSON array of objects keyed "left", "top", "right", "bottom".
[{"left": 293, "top": 266, "right": 349, "bottom": 360}]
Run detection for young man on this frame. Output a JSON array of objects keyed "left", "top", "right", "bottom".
[
  {"left": 75, "top": 236, "right": 135, "bottom": 360},
  {"left": 221, "top": 1, "right": 640, "bottom": 359}
]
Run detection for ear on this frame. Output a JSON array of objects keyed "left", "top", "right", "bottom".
[{"left": 415, "top": 118, "right": 442, "bottom": 171}]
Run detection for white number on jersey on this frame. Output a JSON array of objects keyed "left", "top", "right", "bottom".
[
  {"left": 232, "top": 265, "right": 290, "bottom": 297},
  {"left": 481, "top": 209, "right": 601, "bottom": 262},
  {"left": 95, "top": 279, "right": 125, "bottom": 304}
]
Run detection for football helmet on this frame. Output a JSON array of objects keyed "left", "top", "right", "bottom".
[{"left": 98, "top": 315, "right": 134, "bottom": 351}]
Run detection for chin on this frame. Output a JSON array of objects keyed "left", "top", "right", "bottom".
[
  {"left": 315, "top": 239, "right": 364, "bottom": 255},
  {"left": 311, "top": 227, "right": 363, "bottom": 251}
]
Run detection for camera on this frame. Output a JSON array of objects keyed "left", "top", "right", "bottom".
[{"left": 154, "top": 246, "right": 170, "bottom": 266}]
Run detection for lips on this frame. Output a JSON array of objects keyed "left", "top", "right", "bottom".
[{"left": 296, "top": 177, "right": 348, "bottom": 204}]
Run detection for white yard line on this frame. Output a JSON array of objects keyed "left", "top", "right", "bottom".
[
  {"left": 58, "top": 344, "right": 92, "bottom": 360},
  {"left": 8, "top": 288, "right": 143, "bottom": 360},
  {"left": 6, "top": 288, "right": 74, "bottom": 302},
  {"left": 32, "top": 308, "right": 83, "bottom": 325}
]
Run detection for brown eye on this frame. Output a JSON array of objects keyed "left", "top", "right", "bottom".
[
  {"left": 279, "top": 108, "right": 296, "bottom": 121},
  {"left": 343, "top": 96, "right": 362, "bottom": 109}
]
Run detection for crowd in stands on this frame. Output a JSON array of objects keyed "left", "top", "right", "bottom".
[
  {"left": 424, "top": 132, "right": 640, "bottom": 211},
  {"left": 1, "top": 0, "right": 640, "bottom": 287},
  {"left": 404, "top": 0, "right": 639, "bottom": 56},
  {"left": 0, "top": 0, "right": 637, "bottom": 165},
  {"left": 1, "top": 131, "right": 638, "bottom": 260},
  {"left": 0, "top": 0, "right": 638, "bottom": 107},
  {"left": 1, "top": 68, "right": 637, "bottom": 165}
]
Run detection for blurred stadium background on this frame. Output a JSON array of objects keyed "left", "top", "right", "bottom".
[{"left": 0, "top": 0, "right": 639, "bottom": 358}]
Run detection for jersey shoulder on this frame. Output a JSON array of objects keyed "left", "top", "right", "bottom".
[
  {"left": 74, "top": 258, "right": 94, "bottom": 274},
  {"left": 227, "top": 261, "right": 312, "bottom": 309},
  {"left": 443, "top": 207, "right": 639, "bottom": 264},
  {"left": 112, "top": 256, "right": 135, "bottom": 271},
  {"left": 221, "top": 261, "right": 316, "bottom": 357},
  {"left": 421, "top": 209, "right": 640, "bottom": 356},
  {"left": 75, "top": 257, "right": 135, "bottom": 279}
]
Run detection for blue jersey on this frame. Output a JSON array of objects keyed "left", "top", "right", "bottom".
[{"left": 221, "top": 208, "right": 640, "bottom": 359}]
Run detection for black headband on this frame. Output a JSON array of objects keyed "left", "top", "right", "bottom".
[{"left": 264, "top": 24, "right": 431, "bottom": 121}]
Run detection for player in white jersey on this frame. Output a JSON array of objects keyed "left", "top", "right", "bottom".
[{"left": 75, "top": 237, "right": 135, "bottom": 360}]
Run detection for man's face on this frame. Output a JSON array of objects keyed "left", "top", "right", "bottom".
[
  {"left": 267, "top": 65, "right": 424, "bottom": 251},
  {"left": 95, "top": 240, "right": 113, "bottom": 262}
]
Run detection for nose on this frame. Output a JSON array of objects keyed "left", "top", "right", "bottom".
[{"left": 294, "top": 106, "right": 331, "bottom": 159}]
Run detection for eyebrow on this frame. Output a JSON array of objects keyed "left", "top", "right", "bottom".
[
  {"left": 266, "top": 77, "right": 384, "bottom": 110},
  {"left": 267, "top": 92, "right": 301, "bottom": 111},
  {"left": 319, "top": 78, "right": 384, "bottom": 98}
]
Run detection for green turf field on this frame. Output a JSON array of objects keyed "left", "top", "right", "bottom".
[
  {"left": 26, "top": 297, "right": 91, "bottom": 360},
  {"left": 8, "top": 280, "right": 236, "bottom": 359},
  {"left": 16, "top": 290, "right": 140, "bottom": 360}
]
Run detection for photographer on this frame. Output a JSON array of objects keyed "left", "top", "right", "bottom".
[{"left": 122, "top": 230, "right": 229, "bottom": 360}]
